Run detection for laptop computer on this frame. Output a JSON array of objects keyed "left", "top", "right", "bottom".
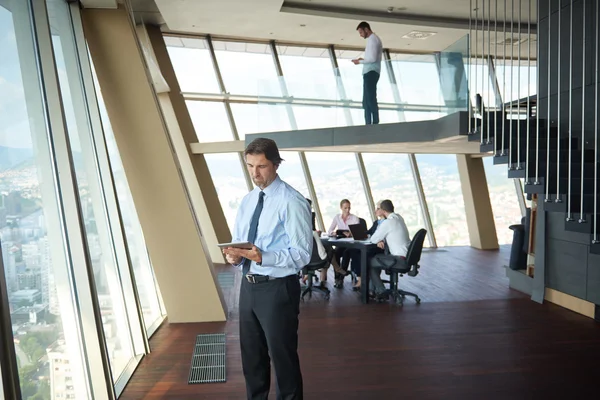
[{"left": 348, "top": 223, "right": 369, "bottom": 240}]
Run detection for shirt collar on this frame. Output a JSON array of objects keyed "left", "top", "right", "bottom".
[{"left": 259, "top": 174, "right": 282, "bottom": 197}]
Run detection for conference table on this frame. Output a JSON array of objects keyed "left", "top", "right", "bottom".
[{"left": 320, "top": 237, "right": 377, "bottom": 304}]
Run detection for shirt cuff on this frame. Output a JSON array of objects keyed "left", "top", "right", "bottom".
[{"left": 261, "top": 251, "right": 275, "bottom": 267}]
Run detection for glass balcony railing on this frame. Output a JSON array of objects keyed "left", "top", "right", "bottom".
[{"left": 256, "top": 35, "right": 469, "bottom": 132}]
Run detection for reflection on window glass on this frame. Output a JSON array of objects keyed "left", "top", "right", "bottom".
[
  {"left": 278, "top": 152, "right": 309, "bottom": 198},
  {"left": 278, "top": 46, "right": 338, "bottom": 100},
  {"left": 336, "top": 49, "right": 395, "bottom": 104},
  {"left": 305, "top": 153, "right": 370, "bottom": 227},
  {"left": 205, "top": 154, "right": 249, "bottom": 230},
  {"left": 91, "top": 65, "right": 164, "bottom": 331},
  {"left": 49, "top": 2, "right": 134, "bottom": 380},
  {"left": 230, "top": 103, "right": 290, "bottom": 137},
  {"left": 483, "top": 157, "right": 523, "bottom": 245},
  {"left": 213, "top": 41, "right": 281, "bottom": 97},
  {"left": 1, "top": 2, "right": 86, "bottom": 399},
  {"left": 390, "top": 54, "right": 444, "bottom": 106},
  {"left": 186, "top": 100, "right": 234, "bottom": 142},
  {"left": 165, "top": 37, "right": 220, "bottom": 94},
  {"left": 362, "top": 154, "right": 425, "bottom": 238},
  {"left": 416, "top": 155, "right": 469, "bottom": 246}
]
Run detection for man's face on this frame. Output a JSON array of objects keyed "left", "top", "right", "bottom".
[
  {"left": 375, "top": 203, "right": 384, "bottom": 218},
  {"left": 246, "top": 153, "right": 278, "bottom": 189},
  {"left": 358, "top": 27, "right": 368, "bottom": 39}
]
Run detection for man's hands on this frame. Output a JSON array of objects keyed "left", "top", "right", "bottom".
[
  {"left": 223, "top": 245, "right": 262, "bottom": 265},
  {"left": 377, "top": 241, "right": 385, "bottom": 250},
  {"left": 352, "top": 57, "right": 363, "bottom": 65}
]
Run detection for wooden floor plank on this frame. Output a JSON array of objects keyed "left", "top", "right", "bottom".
[{"left": 120, "top": 246, "right": 600, "bottom": 399}]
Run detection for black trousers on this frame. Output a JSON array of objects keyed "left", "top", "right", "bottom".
[
  {"left": 239, "top": 275, "right": 303, "bottom": 400},
  {"left": 363, "top": 71, "right": 380, "bottom": 124}
]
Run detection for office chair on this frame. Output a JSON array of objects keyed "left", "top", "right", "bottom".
[
  {"left": 369, "top": 229, "right": 427, "bottom": 305},
  {"left": 301, "top": 244, "right": 333, "bottom": 301}
]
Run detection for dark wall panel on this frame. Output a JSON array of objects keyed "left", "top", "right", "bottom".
[
  {"left": 546, "top": 238, "right": 588, "bottom": 299},
  {"left": 587, "top": 252, "right": 600, "bottom": 304},
  {"left": 546, "top": 211, "right": 590, "bottom": 244}
]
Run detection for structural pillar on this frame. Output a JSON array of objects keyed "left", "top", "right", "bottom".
[
  {"left": 142, "top": 25, "right": 232, "bottom": 263},
  {"left": 456, "top": 155, "right": 499, "bottom": 250},
  {"left": 82, "top": 6, "right": 226, "bottom": 322}
]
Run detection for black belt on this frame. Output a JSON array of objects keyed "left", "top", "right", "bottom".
[{"left": 245, "top": 274, "right": 293, "bottom": 284}]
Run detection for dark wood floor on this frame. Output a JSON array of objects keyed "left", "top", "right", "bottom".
[{"left": 120, "top": 246, "right": 600, "bottom": 399}]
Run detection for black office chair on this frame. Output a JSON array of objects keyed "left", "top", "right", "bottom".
[
  {"left": 369, "top": 229, "right": 427, "bottom": 305},
  {"left": 301, "top": 241, "right": 333, "bottom": 301}
]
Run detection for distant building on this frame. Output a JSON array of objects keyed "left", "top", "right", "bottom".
[
  {"left": 10, "top": 289, "right": 42, "bottom": 305},
  {"left": 47, "top": 340, "right": 75, "bottom": 400},
  {"left": 10, "top": 304, "right": 47, "bottom": 324}
]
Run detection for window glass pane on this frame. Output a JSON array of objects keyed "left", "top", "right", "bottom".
[
  {"left": 204, "top": 154, "right": 249, "bottom": 231},
  {"left": 92, "top": 66, "right": 164, "bottom": 331},
  {"left": 305, "top": 153, "right": 370, "bottom": 228},
  {"left": 362, "top": 154, "right": 424, "bottom": 238},
  {"left": 213, "top": 41, "right": 281, "bottom": 97},
  {"left": 231, "top": 103, "right": 290, "bottom": 137},
  {"left": 278, "top": 152, "right": 309, "bottom": 198},
  {"left": 186, "top": 100, "right": 234, "bottom": 142},
  {"left": 390, "top": 54, "right": 445, "bottom": 106},
  {"left": 415, "top": 155, "right": 469, "bottom": 246},
  {"left": 336, "top": 49, "right": 396, "bottom": 104},
  {"left": 484, "top": 157, "right": 524, "bottom": 245},
  {"left": 467, "top": 59, "right": 498, "bottom": 108},
  {"left": 349, "top": 108, "right": 401, "bottom": 125},
  {"left": 165, "top": 37, "right": 220, "bottom": 94},
  {"left": 1, "top": 2, "right": 87, "bottom": 399},
  {"left": 277, "top": 46, "right": 338, "bottom": 100},
  {"left": 292, "top": 105, "right": 348, "bottom": 129},
  {"left": 49, "top": 3, "right": 134, "bottom": 379},
  {"left": 495, "top": 60, "right": 537, "bottom": 103}
]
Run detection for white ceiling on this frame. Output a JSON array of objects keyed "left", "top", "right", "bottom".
[{"left": 152, "top": 0, "right": 537, "bottom": 55}]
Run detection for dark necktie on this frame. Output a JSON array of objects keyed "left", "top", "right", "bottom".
[{"left": 242, "top": 191, "right": 265, "bottom": 275}]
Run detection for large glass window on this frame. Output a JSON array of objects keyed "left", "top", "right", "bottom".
[
  {"left": 187, "top": 100, "right": 234, "bottom": 142},
  {"left": 205, "top": 153, "right": 250, "bottom": 230},
  {"left": 213, "top": 41, "right": 281, "bottom": 97},
  {"left": 305, "top": 152, "right": 371, "bottom": 229},
  {"left": 484, "top": 157, "right": 524, "bottom": 244},
  {"left": 231, "top": 103, "right": 290, "bottom": 137},
  {"left": 467, "top": 58, "right": 499, "bottom": 109},
  {"left": 164, "top": 36, "right": 220, "bottom": 94},
  {"left": 92, "top": 67, "right": 164, "bottom": 332},
  {"left": 278, "top": 152, "right": 309, "bottom": 198},
  {"left": 416, "top": 155, "right": 469, "bottom": 246},
  {"left": 495, "top": 60, "right": 537, "bottom": 104},
  {"left": 1, "top": 2, "right": 88, "bottom": 398},
  {"left": 362, "top": 154, "right": 425, "bottom": 237},
  {"left": 277, "top": 45, "right": 338, "bottom": 100},
  {"left": 49, "top": 0, "right": 134, "bottom": 380},
  {"left": 292, "top": 105, "right": 348, "bottom": 129}
]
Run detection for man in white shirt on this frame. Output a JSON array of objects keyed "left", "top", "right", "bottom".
[
  {"left": 353, "top": 21, "right": 383, "bottom": 125},
  {"left": 368, "top": 200, "right": 411, "bottom": 298}
]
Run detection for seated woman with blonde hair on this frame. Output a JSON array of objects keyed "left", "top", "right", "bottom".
[{"left": 328, "top": 199, "right": 360, "bottom": 287}]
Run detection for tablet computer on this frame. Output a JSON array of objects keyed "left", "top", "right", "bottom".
[{"left": 217, "top": 241, "right": 254, "bottom": 249}]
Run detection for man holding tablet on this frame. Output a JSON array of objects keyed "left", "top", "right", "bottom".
[{"left": 222, "top": 138, "right": 312, "bottom": 400}]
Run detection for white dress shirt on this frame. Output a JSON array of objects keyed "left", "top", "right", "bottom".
[
  {"left": 232, "top": 175, "right": 313, "bottom": 277},
  {"left": 328, "top": 213, "right": 360, "bottom": 235},
  {"left": 369, "top": 213, "right": 411, "bottom": 257},
  {"left": 359, "top": 33, "right": 383, "bottom": 74},
  {"left": 313, "top": 231, "right": 328, "bottom": 260}
]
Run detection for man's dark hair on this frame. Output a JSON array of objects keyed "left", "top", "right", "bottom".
[
  {"left": 380, "top": 199, "right": 394, "bottom": 213},
  {"left": 356, "top": 21, "right": 371, "bottom": 31},
  {"left": 244, "top": 138, "right": 284, "bottom": 166}
]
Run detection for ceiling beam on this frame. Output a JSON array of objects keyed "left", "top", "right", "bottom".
[
  {"left": 80, "top": 0, "right": 118, "bottom": 8},
  {"left": 281, "top": 1, "right": 537, "bottom": 34}
]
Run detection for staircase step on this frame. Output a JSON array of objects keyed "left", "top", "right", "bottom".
[
  {"left": 590, "top": 242, "right": 600, "bottom": 255},
  {"left": 565, "top": 217, "right": 595, "bottom": 234},
  {"left": 542, "top": 195, "right": 568, "bottom": 212}
]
